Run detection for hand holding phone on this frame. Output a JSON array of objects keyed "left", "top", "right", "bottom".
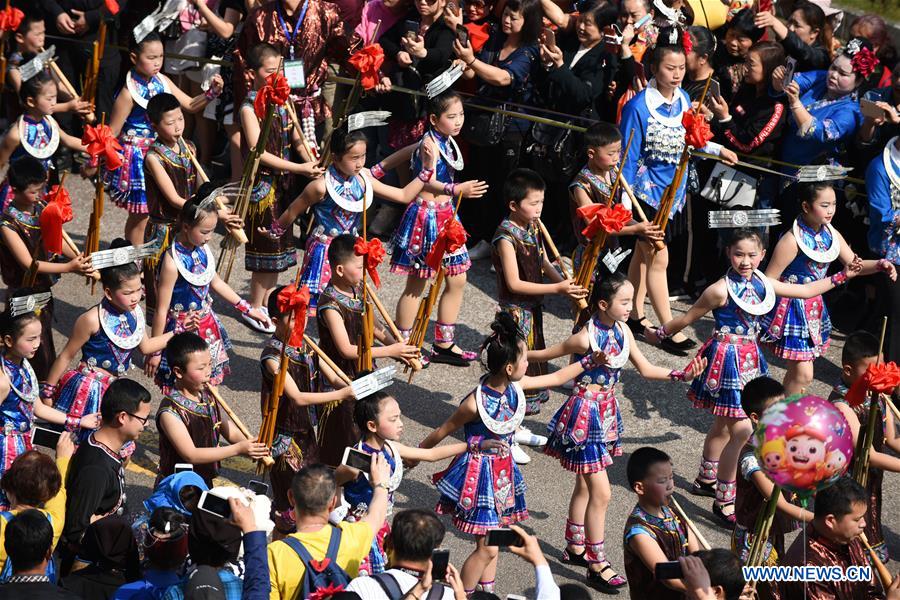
[
  {"left": 541, "top": 27, "right": 556, "bottom": 49},
  {"left": 342, "top": 447, "right": 373, "bottom": 472},
  {"left": 655, "top": 560, "right": 684, "bottom": 580},
  {"left": 485, "top": 527, "right": 524, "bottom": 547},
  {"left": 31, "top": 425, "right": 63, "bottom": 448},
  {"left": 198, "top": 491, "right": 232, "bottom": 520},
  {"left": 431, "top": 549, "right": 450, "bottom": 581},
  {"left": 456, "top": 25, "right": 470, "bottom": 47},
  {"left": 861, "top": 98, "right": 889, "bottom": 120},
  {"left": 248, "top": 480, "right": 270, "bottom": 496},
  {"left": 782, "top": 57, "right": 797, "bottom": 89}
]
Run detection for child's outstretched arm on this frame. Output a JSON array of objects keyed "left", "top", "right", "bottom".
[
  {"left": 520, "top": 350, "right": 605, "bottom": 390},
  {"left": 158, "top": 410, "right": 268, "bottom": 464},
  {"left": 43, "top": 309, "right": 98, "bottom": 401},
  {"left": 261, "top": 178, "right": 324, "bottom": 238},
  {"left": 373, "top": 142, "right": 417, "bottom": 173},
  {"left": 628, "top": 327, "right": 706, "bottom": 381},
  {"left": 527, "top": 327, "right": 589, "bottom": 363},
  {"left": 771, "top": 263, "right": 859, "bottom": 299},
  {"left": 33, "top": 399, "right": 99, "bottom": 430},
  {"left": 0, "top": 226, "right": 92, "bottom": 277},
  {"left": 648, "top": 281, "right": 726, "bottom": 345},
  {"left": 159, "top": 73, "right": 224, "bottom": 114},
  {"left": 749, "top": 470, "right": 814, "bottom": 523},
  {"left": 368, "top": 136, "right": 438, "bottom": 205},
  {"left": 210, "top": 275, "right": 269, "bottom": 326},
  {"left": 497, "top": 238, "right": 585, "bottom": 300},
  {"left": 371, "top": 322, "right": 420, "bottom": 361},
  {"left": 419, "top": 393, "right": 478, "bottom": 449},
  {"left": 262, "top": 356, "right": 355, "bottom": 407},
  {"left": 834, "top": 229, "right": 897, "bottom": 280},
  {"left": 396, "top": 440, "right": 469, "bottom": 463}
]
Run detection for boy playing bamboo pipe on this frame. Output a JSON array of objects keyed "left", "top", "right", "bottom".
[{"left": 491, "top": 168, "right": 587, "bottom": 464}]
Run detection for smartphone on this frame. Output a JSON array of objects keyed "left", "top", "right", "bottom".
[
  {"left": 485, "top": 528, "right": 524, "bottom": 547},
  {"left": 634, "top": 13, "right": 652, "bottom": 30},
  {"left": 342, "top": 446, "right": 373, "bottom": 471},
  {"left": 198, "top": 491, "right": 232, "bottom": 520},
  {"left": 31, "top": 425, "right": 62, "bottom": 448},
  {"left": 456, "top": 24, "right": 470, "bottom": 47},
  {"left": 541, "top": 26, "right": 556, "bottom": 48},
  {"left": 782, "top": 57, "right": 798, "bottom": 88},
  {"left": 861, "top": 98, "right": 889, "bottom": 120},
  {"left": 431, "top": 548, "right": 450, "bottom": 581},
  {"left": 404, "top": 19, "right": 419, "bottom": 39},
  {"left": 655, "top": 560, "right": 684, "bottom": 580},
  {"left": 174, "top": 463, "right": 193, "bottom": 474},
  {"left": 704, "top": 78, "right": 721, "bottom": 107},
  {"left": 248, "top": 480, "right": 270, "bottom": 496}
]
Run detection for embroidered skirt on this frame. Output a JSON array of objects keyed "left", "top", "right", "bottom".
[
  {"left": 155, "top": 307, "right": 231, "bottom": 391},
  {"left": 433, "top": 449, "right": 527, "bottom": 535},
  {"left": 106, "top": 134, "right": 154, "bottom": 215},
  {"left": 55, "top": 364, "right": 116, "bottom": 441},
  {"left": 299, "top": 230, "right": 336, "bottom": 314},
  {"left": 390, "top": 198, "right": 471, "bottom": 279},
  {"left": 545, "top": 386, "right": 623, "bottom": 473},
  {"left": 357, "top": 520, "right": 391, "bottom": 577},
  {"left": 760, "top": 295, "right": 831, "bottom": 361},
  {"left": 500, "top": 304, "right": 547, "bottom": 414},
  {"left": 689, "top": 332, "right": 767, "bottom": 419},
  {"left": 244, "top": 186, "right": 297, "bottom": 273},
  {"left": 0, "top": 429, "right": 30, "bottom": 509}
]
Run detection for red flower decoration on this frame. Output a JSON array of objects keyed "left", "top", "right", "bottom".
[
  {"left": 682, "top": 109, "right": 713, "bottom": 148},
  {"left": 354, "top": 237, "right": 386, "bottom": 288},
  {"left": 348, "top": 43, "right": 385, "bottom": 91},
  {"left": 82, "top": 123, "right": 124, "bottom": 170},
  {"left": 276, "top": 284, "right": 310, "bottom": 347},
  {"left": 425, "top": 217, "right": 468, "bottom": 272},
  {"left": 682, "top": 30, "right": 693, "bottom": 55},
  {"left": 40, "top": 185, "right": 73, "bottom": 256},
  {"left": 253, "top": 71, "right": 290, "bottom": 119},
  {"left": 0, "top": 7, "right": 24, "bottom": 32},
  {"left": 850, "top": 46, "right": 880, "bottom": 79},
  {"left": 845, "top": 361, "right": 900, "bottom": 407},
  {"left": 577, "top": 203, "right": 632, "bottom": 240}
]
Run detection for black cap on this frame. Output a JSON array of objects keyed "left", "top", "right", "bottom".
[{"left": 184, "top": 566, "right": 226, "bottom": 600}]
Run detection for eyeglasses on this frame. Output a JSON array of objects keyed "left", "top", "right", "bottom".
[{"left": 125, "top": 412, "right": 152, "bottom": 426}]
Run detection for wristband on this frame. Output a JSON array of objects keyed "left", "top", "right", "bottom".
[
  {"left": 656, "top": 323, "right": 672, "bottom": 340},
  {"left": 468, "top": 435, "right": 484, "bottom": 453},
  {"left": 417, "top": 167, "right": 434, "bottom": 183},
  {"left": 65, "top": 414, "right": 80, "bottom": 432},
  {"left": 669, "top": 369, "right": 686, "bottom": 382},
  {"left": 370, "top": 162, "right": 386, "bottom": 180},
  {"left": 40, "top": 383, "right": 58, "bottom": 400},
  {"left": 443, "top": 182, "right": 457, "bottom": 197},
  {"left": 579, "top": 353, "right": 600, "bottom": 370},
  {"left": 234, "top": 299, "right": 251, "bottom": 315},
  {"left": 466, "top": 58, "right": 476, "bottom": 66},
  {"left": 830, "top": 271, "right": 848, "bottom": 287},
  {"left": 269, "top": 218, "right": 287, "bottom": 237},
  {"left": 204, "top": 86, "right": 221, "bottom": 101}
]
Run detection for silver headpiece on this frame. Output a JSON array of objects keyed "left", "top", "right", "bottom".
[
  {"left": 602, "top": 247, "right": 632, "bottom": 273},
  {"left": 425, "top": 63, "right": 465, "bottom": 98},
  {"left": 8, "top": 292, "right": 52, "bottom": 317},
  {"left": 91, "top": 243, "right": 157, "bottom": 269},
  {"left": 708, "top": 209, "right": 781, "bottom": 229},
  {"left": 794, "top": 164, "right": 852, "bottom": 182},
  {"left": 348, "top": 111, "right": 392, "bottom": 132},
  {"left": 19, "top": 46, "right": 56, "bottom": 83}
]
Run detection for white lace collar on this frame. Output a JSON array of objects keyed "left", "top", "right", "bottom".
[{"left": 644, "top": 79, "right": 688, "bottom": 127}]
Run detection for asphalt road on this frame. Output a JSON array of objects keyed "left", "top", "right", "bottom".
[{"left": 48, "top": 176, "right": 898, "bottom": 598}]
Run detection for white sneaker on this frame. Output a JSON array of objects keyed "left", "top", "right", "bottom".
[
  {"left": 515, "top": 426, "right": 547, "bottom": 447},
  {"left": 467, "top": 240, "right": 492, "bottom": 260},
  {"left": 511, "top": 442, "right": 531, "bottom": 465},
  {"left": 242, "top": 305, "right": 276, "bottom": 334}
]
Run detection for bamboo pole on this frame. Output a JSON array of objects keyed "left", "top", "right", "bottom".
[
  {"left": 536, "top": 219, "right": 585, "bottom": 310},
  {"left": 303, "top": 334, "right": 353, "bottom": 386},
  {"left": 670, "top": 497, "right": 711, "bottom": 551},
  {"left": 184, "top": 140, "right": 249, "bottom": 244},
  {"left": 365, "top": 280, "right": 422, "bottom": 371},
  {"left": 207, "top": 385, "right": 275, "bottom": 467}
]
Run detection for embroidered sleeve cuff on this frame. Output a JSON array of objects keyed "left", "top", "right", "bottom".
[
  {"left": 798, "top": 117, "right": 817, "bottom": 138},
  {"left": 65, "top": 415, "right": 80, "bottom": 432},
  {"left": 830, "top": 271, "right": 848, "bottom": 286},
  {"left": 40, "top": 383, "right": 58, "bottom": 400},
  {"left": 468, "top": 436, "right": 484, "bottom": 453},
  {"left": 370, "top": 163, "right": 386, "bottom": 180},
  {"left": 234, "top": 299, "right": 251, "bottom": 314}
]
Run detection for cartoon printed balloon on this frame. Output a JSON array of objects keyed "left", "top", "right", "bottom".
[{"left": 753, "top": 394, "right": 853, "bottom": 496}]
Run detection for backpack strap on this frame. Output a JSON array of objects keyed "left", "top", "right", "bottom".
[
  {"left": 324, "top": 526, "right": 343, "bottom": 561},
  {"left": 0, "top": 512, "right": 13, "bottom": 523},
  {"left": 372, "top": 572, "right": 404, "bottom": 600},
  {"left": 280, "top": 535, "right": 317, "bottom": 567}
]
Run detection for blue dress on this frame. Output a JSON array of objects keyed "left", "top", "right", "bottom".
[
  {"left": 106, "top": 70, "right": 169, "bottom": 214},
  {"left": 778, "top": 71, "right": 862, "bottom": 167},
  {"left": 761, "top": 220, "right": 834, "bottom": 361},
  {"left": 866, "top": 143, "right": 900, "bottom": 265},
  {"left": 434, "top": 380, "right": 527, "bottom": 535},
  {"left": 689, "top": 271, "right": 770, "bottom": 419},
  {"left": 0, "top": 116, "right": 58, "bottom": 213},
  {"left": 545, "top": 317, "right": 626, "bottom": 473},
  {"left": 0, "top": 355, "right": 38, "bottom": 507},
  {"left": 390, "top": 131, "right": 471, "bottom": 279},
  {"left": 155, "top": 242, "right": 231, "bottom": 391},
  {"left": 55, "top": 301, "right": 143, "bottom": 438},
  {"left": 301, "top": 166, "right": 367, "bottom": 312}
]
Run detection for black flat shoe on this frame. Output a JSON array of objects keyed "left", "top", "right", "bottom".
[
  {"left": 626, "top": 317, "right": 653, "bottom": 340},
  {"left": 691, "top": 477, "right": 717, "bottom": 498},
  {"left": 561, "top": 548, "right": 589, "bottom": 567},
  {"left": 428, "top": 344, "right": 470, "bottom": 367},
  {"left": 659, "top": 337, "right": 697, "bottom": 356},
  {"left": 586, "top": 562, "right": 627, "bottom": 594}
]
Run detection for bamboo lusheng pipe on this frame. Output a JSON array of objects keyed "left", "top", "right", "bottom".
[
  {"left": 358, "top": 197, "right": 375, "bottom": 373},
  {"left": 860, "top": 532, "right": 893, "bottom": 589},
  {"left": 184, "top": 140, "right": 249, "bottom": 245},
  {"left": 218, "top": 67, "right": 281, "bottom": 282},
  {"left": 573, "top": 130, "right": 634, "bottom": 305},
  {"left": 206, "top": 385, "right": 276, "bottom": 468},
  {"left": 745, "top": 486, "right": 781, "bottom": 568},
  {"left": 619, "top": 178, "right": 651, "bottom": 224},
  {"left": 303, "top": 334, "right": 353, "bottom": 386},
  {"left": 853, "top": 317, "right": 888, "bottom": 486},
  {"left": 406, "top": 192, "right": 464, "bottom": 384},
  {"left": 365, "top": 280, "right": 422, "bottom": 372},
  {"left": 670, "top": 497, "right": 711, "bottom": 551},
  {"left": 535, "top": 218, "right": 584, "bottom": 311}
]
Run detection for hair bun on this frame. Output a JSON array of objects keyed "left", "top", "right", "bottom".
[{"left": 490, "top": 311, "right": 519, "bottom": 339}]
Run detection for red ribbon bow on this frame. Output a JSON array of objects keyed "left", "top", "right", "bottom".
[
  {"left": 308, "top": 583, "right": 345, "bottom": 600},
  {"left": 354, "top": 237, "right": 386, "bottom": 288},
  {"left": 40, "top": 185, "right": 74, "bottom": 256},
  {"left": 82, "top": 123, "right": 124, "bottom": 170},
  {"left": 0, "top": 7, "right": 24, "bottom": 32},
  {"left": 277, "top": 284, "right": 310, "bottom": 347},
  {"left": 348, "top": 43, "right": 385, "bottom": 91},
  {"left": 425, "top": 217, "right": 468, "bottom": 272},
  {"left": 682, "top": 109, "right": 713, "bottom": 149},
  {"left": 846, "top": 361, "right": 900, "bottom": 407},
  {"left": 576, "top": 203, "right": 632, "bottom": 240},
  {"left": 253, "top": 71, "right": 291, "bottom": 119},
  {"left": 850, "top": 46, "right": 879, "bottom": 79}
]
